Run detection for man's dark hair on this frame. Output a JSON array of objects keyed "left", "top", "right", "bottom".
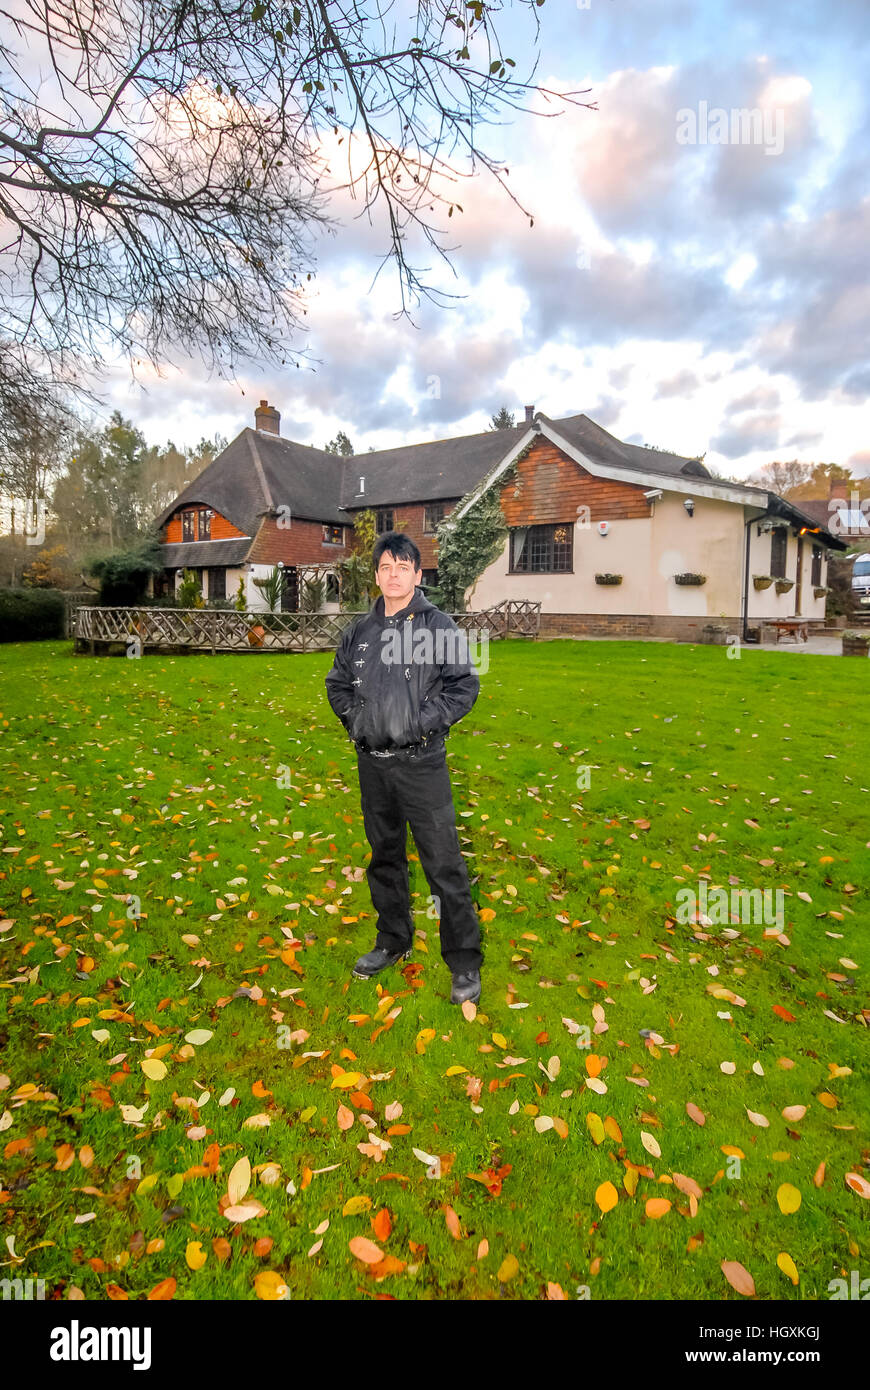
[{"left": 372, "top": 531, "right": 422, "bottom": 571}]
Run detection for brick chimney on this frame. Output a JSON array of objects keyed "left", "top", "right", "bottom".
[
  {"left": 255, "top": 400, "right": 280, "bottom": 435},
  {"left": 524, "top": 404, "right": 535, "bottom": 424},
  {"left": 828, "top": 476, "right": 848, "bottom": 500}
]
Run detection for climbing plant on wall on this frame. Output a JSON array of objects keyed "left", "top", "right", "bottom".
[
  {"left": 430, "top": 458, "right": 520, "bottom": 611},
  {"left": 338, "top": 507, "right": 377, "bottom": 609}
]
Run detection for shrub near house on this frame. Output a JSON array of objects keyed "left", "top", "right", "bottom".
[{"left": 0, "top": 588, "right": 65, "bottom": 642}]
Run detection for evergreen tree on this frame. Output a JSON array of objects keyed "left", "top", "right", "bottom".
[
  {"left": 52, "top": 412, "right": 147, "bottom": 551},
  {"left": 324, "top": 431, "right": 354, "bottom": 456}
]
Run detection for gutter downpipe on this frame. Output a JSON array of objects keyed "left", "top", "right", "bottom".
[
  {"left": 743, "top": 503, "right": 773, "bottom": 642},
  {"left": 742, "top": 508, "right": 759, "bottom": 643}
]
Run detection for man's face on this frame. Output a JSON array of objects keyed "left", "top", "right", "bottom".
[{"left": 376, "top": 551, "right": 421, "bottom": 606}]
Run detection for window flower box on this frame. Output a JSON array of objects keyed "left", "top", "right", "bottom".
[
  {"left": 674, "top": 572, "right": 706, "bottom": 585},
  {"left": 774, "top": 578, "right": 794, "bottom": 595},
  {"left": 753, "top": 574, "right": 774, "bottom": 591},
  {"left": 842, "top": 630, "right": 870, "bottom": 656},
  {"left": 594, "top": 573, "right": 623, "bottom": 585}
]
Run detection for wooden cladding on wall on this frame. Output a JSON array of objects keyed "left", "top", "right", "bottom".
[
  {"left": 499, "top": 438, "right": 650, "bottom": 525},
  {"left": 163, "top": 508, "right": 247, "bottom": 543}
]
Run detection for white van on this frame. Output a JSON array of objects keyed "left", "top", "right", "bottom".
[{"left": 853, "top": 553, "right": 870, "bottom": 605}]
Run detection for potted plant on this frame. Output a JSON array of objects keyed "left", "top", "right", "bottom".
[
  {"left": 674, "top": 572, "right": 707, "bottom": 585},
  {"left": 775, "top": 578, "right": 794, "bottom": 595},
  {"left": 250, "top": 565, "right": 286, "bottom": 641},
  {"left": 842, "top": 629, "right": 870, "bottom": 656},
  {"left": 594, "top": 573, "right": 623, "bottom": 585},
  {"left": 813, "top": 586, "right": 829, "bottom": 599},
  {"left": 753, "top": 574, "right": 774, "bottom": 591}
]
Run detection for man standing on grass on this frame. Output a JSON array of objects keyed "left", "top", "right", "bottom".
[{"left": 325, "top": 532, "right": 483, "bottom": 1005}]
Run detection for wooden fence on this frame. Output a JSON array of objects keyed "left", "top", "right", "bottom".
[
  {"left": 63, "top": 590, "right": 100, "bottom": 638},
  {"left": 454, "top": 599, "right": 541, "bottom": 639},
  {"left": 73, "top": 598, "right": 540, "bottom": 655}
]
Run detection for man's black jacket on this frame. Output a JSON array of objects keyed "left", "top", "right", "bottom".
[{"left": 324, "top": 588, "right": 480, "bottom": 753}]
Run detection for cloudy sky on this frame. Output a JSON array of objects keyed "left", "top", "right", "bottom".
[{"left": 106, "top": 0, "right": 869, "bottom": 481}]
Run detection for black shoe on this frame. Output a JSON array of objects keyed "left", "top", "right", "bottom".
[
  {"left": 450, "top": 969, "right": 481, "bottom": 1005},
  {"left": 351, "top": 945, "right": 412, "bottom": 980}
]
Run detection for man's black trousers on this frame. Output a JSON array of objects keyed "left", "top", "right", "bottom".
[{"left": 356, "top": 741, "right": 482, "bottom": 974}]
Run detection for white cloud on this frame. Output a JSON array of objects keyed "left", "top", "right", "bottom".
[
  {"left": 77, "top": 21, "right": 867, "bottom": 492},
  {"left": 725, "top": 253, "right": 758, "bottom": 289}
]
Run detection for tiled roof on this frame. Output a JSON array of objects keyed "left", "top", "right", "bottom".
[
  {"left": 337, "top": 422, "right": 529, "bottom": 508},
  {"left": 544, "top": 414, "right": 712, "bottom": 479},
  {"left": 160, "top": 539, "right": 253, "bottom": 568},
  {"left": 336, "top": 413, "right": 714, "bottom": 510},
  {"left": 153, "top": 415, "right": 711, "bottom": 533},
  {"left": 153, "top": 429, "right": 348, "bottom": 534},
  {"left": 152, "top": 412, "right": 847, "bottom": 550}
]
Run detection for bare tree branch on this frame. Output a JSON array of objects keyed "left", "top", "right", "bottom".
[{"left": 0, "top": 0, "right": 595, "bottom": 402}]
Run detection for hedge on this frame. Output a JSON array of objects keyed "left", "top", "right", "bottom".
[{"left": 0, "top": 588, "right": 66, "bottom": 642}]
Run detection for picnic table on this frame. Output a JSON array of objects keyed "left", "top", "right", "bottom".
[{"left": 760, "top": 620, "right": 809, "bottom": 645}]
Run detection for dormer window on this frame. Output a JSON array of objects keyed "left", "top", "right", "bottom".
[{"left": 181, "top": 507, "right": 212, "bottom": 540}]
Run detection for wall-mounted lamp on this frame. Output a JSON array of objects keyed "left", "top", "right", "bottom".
[{"left": 684, "top": 498, "right": 695, "bottom": 517}]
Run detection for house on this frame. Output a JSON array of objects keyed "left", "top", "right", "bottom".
[
  {"left": 791, "top": 478, "right": 870, "bottom": 545},
  {"left": 151, "top": 398, "right": 530, "bottom": 610},
  {"left": 151, "top": 401, "right": 846, "bottom": 639}
]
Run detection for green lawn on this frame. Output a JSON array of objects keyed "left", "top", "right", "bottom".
[{"left": 0, "top": 638, "right": 867, "bottom": 1301}]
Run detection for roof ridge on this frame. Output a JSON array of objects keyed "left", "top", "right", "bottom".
[
  {"left": 350, "top": 420, "right": 525, "bottom": 461},
  {"left": 248, "top": 427, "right": 338, "bottom": 462},
  {"left": 246, "top": 430, "right": 274, "bottom": 512},
  {"left": 556, "top": 412, "right": 702, "bottom": 468},
  {"left": 587, "top": 414, "right": 684, "bottom": 463}
]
